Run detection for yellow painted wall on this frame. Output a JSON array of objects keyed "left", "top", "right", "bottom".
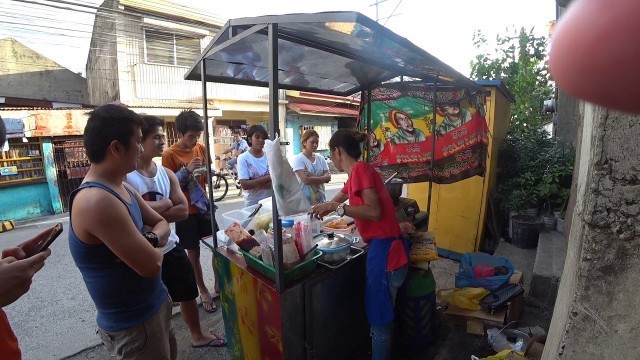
[{"left": 407, "top": 85, "right": 512, "bottom": 255}]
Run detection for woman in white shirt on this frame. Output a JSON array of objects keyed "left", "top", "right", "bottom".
[
  {"left": 292, "top": 129, "right": 331, "bottom": 205},
  {"left": 237, "top": 125, "right": 273, "bottom": 207}
]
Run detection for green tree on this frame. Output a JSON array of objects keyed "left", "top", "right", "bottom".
[
  {"left": 470, "top": 27, "right": 573, "bottom": 218},
  {"left": 470, "top": 27, "right": 553, "bottom": 135}
]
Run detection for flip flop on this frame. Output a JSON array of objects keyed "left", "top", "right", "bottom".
[
  {"left": 200, "top": 298, "right": 217, "bottom": 313},
  {"left": 191, "top": 336, "right": 227, "bottom": 348}
]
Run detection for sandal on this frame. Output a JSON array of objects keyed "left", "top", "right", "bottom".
[
  {"left": 200, "top": 297, "right": 217, "bottom": 313},
  {"left": 192, "top": 335, "right": 226, "bottom": 348}
]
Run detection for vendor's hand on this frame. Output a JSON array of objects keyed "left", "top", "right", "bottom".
[
  {"left": 399, "top": 221, "right": 416, "bottom": 234},
  {"left": 186, "top": 157, "right": 202, "bottom": 173},
  {"left": 310, "top": 201, "right": 340, "bottom": 220}
]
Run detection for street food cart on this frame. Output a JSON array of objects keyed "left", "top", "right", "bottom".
[{"left": 185, "top": 11, "right": 486, "bottom": 359}]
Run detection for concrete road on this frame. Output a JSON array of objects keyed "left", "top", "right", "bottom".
[{"left": 0, "top": 173, "right": 347, "bottom": 360}]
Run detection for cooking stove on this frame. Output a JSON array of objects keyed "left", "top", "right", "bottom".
[{"left": 395, "top": 197, "right": 429, "bottom": 228}]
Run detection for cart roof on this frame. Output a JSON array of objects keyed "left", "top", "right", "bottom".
[{"left": 185, "top": 11, "right": 484, "bottom": 96}]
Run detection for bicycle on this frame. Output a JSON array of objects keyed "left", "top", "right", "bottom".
[{"left": 211, "top": 156, "right": 242, "bottom": 202}]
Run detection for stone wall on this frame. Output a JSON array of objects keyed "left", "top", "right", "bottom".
[{"left": 544, "top": 105, "right": 640, "bottom": 358}]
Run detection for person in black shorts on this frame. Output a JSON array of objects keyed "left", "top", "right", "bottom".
[
  {"left": 162, "top": 111, "right": 219, "bottom": 313},
  {"left": 126, "top": 115, "right": 225, "bottom": 348}
]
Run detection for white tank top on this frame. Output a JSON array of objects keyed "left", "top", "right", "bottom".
[{"left": 125, "top": 164, "right": 178, "bottom": 254}]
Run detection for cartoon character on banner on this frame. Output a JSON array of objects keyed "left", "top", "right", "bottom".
[
  {"left": 366, "top": 127, "right": 384, "bottom": 159},
  {"left": 435, "top": 102, "right": 473, "bottom": 137},
  {"left": 388, "top": 109, "right": 427, "bottom": 144}
]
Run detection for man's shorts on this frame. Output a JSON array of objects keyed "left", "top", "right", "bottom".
[
  {"left": 175, "top": 213, "right": 217, "bottom": 250},
  {"left": 161, "top": 244, "right": 198, "bottom": 302},
  {"left": 97, "top": 296, "right": 176, "bottom": 360}
]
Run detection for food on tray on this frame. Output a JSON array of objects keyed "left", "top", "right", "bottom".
[
  {"left": 282, "top": 240, "right": 301, "bottom": 269},
  {"left": 249, "top": 246, "right": 262, "bottom": 258},
  {"left": 225, "top": 221, "right": 260, "bottom": 252},
  {"left": 324, "top": 218, "right": 350, "bottom": 230}
]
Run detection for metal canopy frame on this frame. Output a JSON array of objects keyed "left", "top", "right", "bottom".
[
  {"left": 189, "top": 11, "right": 484, "bottom": 292},
  {"left": 185, "top": 11, "right": 485, "bottom": 97}
]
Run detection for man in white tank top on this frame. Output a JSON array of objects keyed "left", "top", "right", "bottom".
[{"left": 126, "top": 115, "right": 226, "bottom": 348}]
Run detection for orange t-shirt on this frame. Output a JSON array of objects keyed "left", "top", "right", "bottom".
[
  {"left": 0, "top": 309, "right": 21, "bottom": 360},
  {"left": 162, "top": 143, "right": 208, "bottom": 215}
]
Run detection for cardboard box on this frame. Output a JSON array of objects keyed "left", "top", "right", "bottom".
[{"left": 444, "top": 271, "right": 524, "bottom": 335}]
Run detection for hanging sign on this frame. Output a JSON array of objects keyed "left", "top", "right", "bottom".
[
  {"left": 2, "top": 118, "right": 25, "bottom": 138},
  {"left": 360, "top": 82, "right": 489, "bottom": 184}
]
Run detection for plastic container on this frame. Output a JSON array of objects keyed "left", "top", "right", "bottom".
[
  {"left": 511, "top": 215, "right": 542, "bottom": 249},
  {"left": 239, "top": 248, "right": 322, "bottom": 286},
  {"left": 396, "top": 268, "right": 437, "bottom": 350},
  {"left": 222, "top": 204, "right": 266, "bottom": 230}
]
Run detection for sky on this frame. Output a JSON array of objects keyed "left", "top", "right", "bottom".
[{"left": 0, "top": 0, "right": 556, "bottom": 77}]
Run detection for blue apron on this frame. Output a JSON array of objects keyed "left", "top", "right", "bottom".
[{"left": 365, "top": 236, "right": 410, "bottom": 326}]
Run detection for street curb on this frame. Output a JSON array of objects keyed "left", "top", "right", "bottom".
[
  {"left": 14, "top": 213, "right": 70, "bottom": 229},
  {"left": 0, "top": 220, "right": 15, "bottom": 233}
]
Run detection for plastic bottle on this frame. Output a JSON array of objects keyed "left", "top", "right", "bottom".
[{"left": 282, "top": 218, "right": 295, "bottom": 241}]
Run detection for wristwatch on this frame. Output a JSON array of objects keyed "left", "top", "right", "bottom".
[
  {"left": 143, "top": 232, "right": 159, "bottom": 248},
  {"left": 336, "top": 203, "right": 346, "bottom": 217}
]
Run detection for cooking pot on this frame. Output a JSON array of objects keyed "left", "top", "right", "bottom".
[
  {"left": 314, "top": 232, "right": 356, "bottom": 262},
  {"left": 385, "top": 178, "right": 403, "bottom": 205}
]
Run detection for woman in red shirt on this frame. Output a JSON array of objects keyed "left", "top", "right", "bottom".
[{"left": 310, "top": 129, "right": 409, "bottom": 360}]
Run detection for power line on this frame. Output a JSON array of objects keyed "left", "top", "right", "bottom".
[{"left": 383, "top": 0, "right": 403, "bottom": 26}]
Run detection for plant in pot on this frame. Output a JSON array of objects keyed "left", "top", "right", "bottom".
[{"left": 536, "top": 145, "right": 574, "bottom": 231}]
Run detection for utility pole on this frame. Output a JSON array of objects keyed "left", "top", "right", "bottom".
[{"left": 369, "top": 0, "right": 388, "bottom": 22}]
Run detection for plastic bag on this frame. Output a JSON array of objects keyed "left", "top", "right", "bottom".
[
  {"left": 455, "top": 252, "right": 514, "bottom": 291},
  {"left": 436, "top": 287, "right": 490, "bottom": 311},
  {"left": 471, "top": 350, "right": 526, "bottom": 360},
  {"left": 487, "top": 328, "right": 530, "bottom": 353},
  {"left": 408, "top": 231, "right": 438, "bottom": 263},
  {"left": 264, "top": 136, "right": 310, "bottom": 216}
]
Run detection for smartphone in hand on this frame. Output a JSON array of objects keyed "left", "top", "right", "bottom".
[{"left": 34, "top": 223, "right": 63, "bottom": 253}]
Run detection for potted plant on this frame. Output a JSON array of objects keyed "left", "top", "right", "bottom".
[
  {"left": 496, "top": 128, "right": 574, "bottom": 245},
  {"left": 537, "top": 144, "right": 574, "bottom": 231}
]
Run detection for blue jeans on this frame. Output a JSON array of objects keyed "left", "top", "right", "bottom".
[{"left": 370, "top": 264, "right": 408, "bottom": 360}]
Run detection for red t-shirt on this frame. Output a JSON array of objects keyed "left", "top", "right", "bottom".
[
  {"left": 0, "top": 309, "right": 21, "bottom": 360},
  {"left": 341, "top": 162, "right": 407, "bottom": 270}
]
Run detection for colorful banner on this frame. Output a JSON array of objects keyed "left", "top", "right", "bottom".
[
  {"left": 360, "top": 83, "right": 489, "bottom": 184},
  {"left": 215, "top": 252, "right": 283, "bottom": 360}
]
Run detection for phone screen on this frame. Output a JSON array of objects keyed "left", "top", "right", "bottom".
[{"left": 35, "top": 223, "right": 63, "bottom": 253}]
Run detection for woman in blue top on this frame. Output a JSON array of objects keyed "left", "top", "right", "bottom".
[{"left": 292, "top": 129, "right": 331, "bottom": 205}]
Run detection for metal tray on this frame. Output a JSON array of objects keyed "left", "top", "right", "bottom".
[{"left": 317, "top": 246, "right": 364, "bottom": 269}]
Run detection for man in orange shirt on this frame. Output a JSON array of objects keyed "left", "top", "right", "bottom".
[
  {"left": 162, "top": 110, "right": 218, "bottom": 312},
  {"left": 0, "top": 117, "right": 53, "bottom": 359}
]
